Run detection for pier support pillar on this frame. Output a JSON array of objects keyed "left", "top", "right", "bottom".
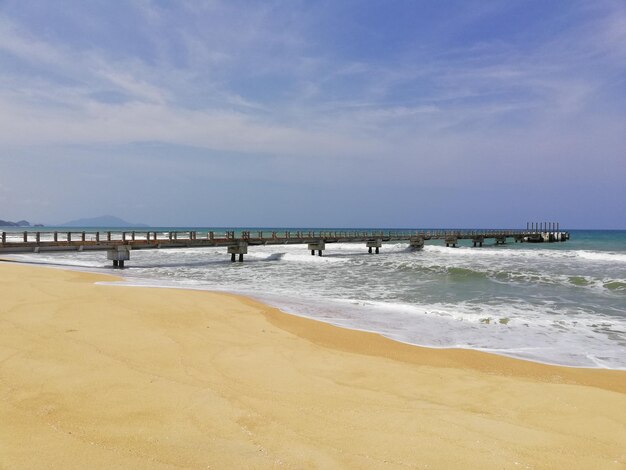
[
  {"left": 228, "top": 242, "right": 248, "bottom": 263},
  {"left": 366, "top": 239, "right": 382, "bottom": 254},
  {"left": 472, "top": 236, "right": 484, "bottom": 248},
  {"left": 308, "top": 241, "right": 325, "bottom": 257},
  {"left": 445, "top": 236, "right": 458, "bottom": 248},
  {"left": 409, "top": 237, "right": 424, "bottom": 250},
  {"left": 107, "top": 246, "right": 130, "bottom": 269}
]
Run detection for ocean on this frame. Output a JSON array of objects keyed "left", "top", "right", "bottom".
[{"left": 4, "top": 228, "right": 625, "bottom": 370}]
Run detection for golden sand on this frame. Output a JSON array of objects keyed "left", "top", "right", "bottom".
[{"left": 0, "top": 262, "right": 624, "bottom": 469}]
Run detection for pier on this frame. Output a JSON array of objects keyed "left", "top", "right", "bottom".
[{"left": 0, "top": 223, "right": 569, "bottom": 268}]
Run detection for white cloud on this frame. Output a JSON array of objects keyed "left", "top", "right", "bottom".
[{"left": 0, "top": 1, "right": 624, "bottom": 185}]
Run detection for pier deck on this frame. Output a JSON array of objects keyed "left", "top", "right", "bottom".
[{"left": 1, "top": 225, "right": 569, "bottom": 268}]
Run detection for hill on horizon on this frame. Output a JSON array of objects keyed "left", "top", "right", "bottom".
[{"left": 60, "top": 215, "right": 149, "bottom": 228}]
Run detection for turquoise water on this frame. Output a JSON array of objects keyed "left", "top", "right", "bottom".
[{"left": 6, "top": 228, "right": 626, "bottom": 369}]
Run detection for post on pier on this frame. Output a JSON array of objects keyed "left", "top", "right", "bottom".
[
  {"left": 23, "top": 231, "right": 28, "bottom": 242},
  {"left": 36, "top": 232, "right": 40, "bottom": 243},
  {"left": 96, "top": 232, "right": 100, "bottom": 242},
  {"left": 1, "top": 232, "right": 5, "bottom": 244}
]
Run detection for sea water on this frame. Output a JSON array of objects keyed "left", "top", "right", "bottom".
[{"left": 6, "top": 228, "right": 625, "bottom": 369}]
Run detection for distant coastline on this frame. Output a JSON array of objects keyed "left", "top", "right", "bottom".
[
  {"left": 0, "top": 215, "right": 147, "bottom": 228},
  {"left": 0, "top": 219, "right": 42, "bottom": 227}
]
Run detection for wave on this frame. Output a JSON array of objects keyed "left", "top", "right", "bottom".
[
  {"left": 257, "top": 294, "right": 626, "bottom": 369},
  {"left": 430, "top": 244, "right": 625, "bottom": 262},
  {"left": 575, "top": 251, "right": 626, "bottom": 263},
  {"left": 445, "top": 267, "right": 489, "bottom": 281},
  {"left": 604, "top": 281, "right": 626, "bottom": 291}
]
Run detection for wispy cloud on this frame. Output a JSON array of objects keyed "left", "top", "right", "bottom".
[{"left": 0, "top": 0, "right": 624, "bottom": 226}]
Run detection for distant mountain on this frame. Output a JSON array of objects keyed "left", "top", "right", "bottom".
[
  {"left": 60, "top": 215, "right": 149, "bottom": 228},
  {"left": 0, "top": 219, "right": 31, "bottom": 227}
]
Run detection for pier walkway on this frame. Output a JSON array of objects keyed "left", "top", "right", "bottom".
[{"left": 0, "top": 223, "right": 569, "bottom": 268}]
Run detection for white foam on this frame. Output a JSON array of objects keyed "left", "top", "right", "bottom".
[{"left": 576, "top": 250, "right": 626, "bottom": 263}]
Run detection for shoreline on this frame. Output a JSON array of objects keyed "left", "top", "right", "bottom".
[
  {"left": 1, "top": 261, "right": 625, "bottom": 468},
  {"left": 2, "top": 256, "right": 625, "bottom": 373}
]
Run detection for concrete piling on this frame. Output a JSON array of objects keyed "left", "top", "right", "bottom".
[
  {"left": 308, "top": 241, "right": 325, "bottom": 257},
  {"left": 366, "top": 239, "right": 382, "bottom": 254},
  {"left": 228, "top": 242, "right": 248, "bottom": 262},
  {"left": 409, "top": 236, "right": 424, "bottom": 250},
  {"left": 445, "top": 236, "right": 458, "bottom": 248},
  {"left": 107, "top": 246, "right": 130, "bottom": 269}
]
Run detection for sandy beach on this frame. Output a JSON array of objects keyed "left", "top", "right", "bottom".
[{"left": 0, "top": 262, "right": 624, "bottom": 469}]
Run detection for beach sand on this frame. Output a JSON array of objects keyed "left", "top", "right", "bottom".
[{"left": 0, "top": 262, "right": 624, "bottom": 469}]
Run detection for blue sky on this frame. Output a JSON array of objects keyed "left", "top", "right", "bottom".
[{"left": 0, "top": 0, "right": 624, "bottom": 228}]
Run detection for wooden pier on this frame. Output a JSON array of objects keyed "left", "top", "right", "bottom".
[{"left": 0, "top": 223, "right": 569, "bottom": 268}]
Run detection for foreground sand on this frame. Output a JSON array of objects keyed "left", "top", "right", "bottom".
[{"left": 0, "top": 263, "right": 624, "bottom": 469}]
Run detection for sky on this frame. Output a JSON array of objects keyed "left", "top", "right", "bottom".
[{"left": 0, "top": 0, "right": 625, "bottom": 228}]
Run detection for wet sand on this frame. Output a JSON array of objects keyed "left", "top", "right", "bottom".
[{"left": 0, "top": 262, "right": 624, "bottom": 469}]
